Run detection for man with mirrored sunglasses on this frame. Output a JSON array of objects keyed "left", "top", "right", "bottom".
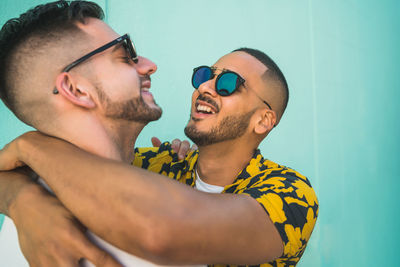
[{"left": 0, "top": 1, "right": 318, "bottom": 267}]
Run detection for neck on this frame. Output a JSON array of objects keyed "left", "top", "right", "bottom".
[
  {"left": 47, "top": 113, "right": 145, "bottom": 163},
  {"left": 196, "top": 137, "right": 258, "bottom": 187}
]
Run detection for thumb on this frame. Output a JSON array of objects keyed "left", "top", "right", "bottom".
[{"left": 151, "top": 137, "right": 162, "bottom": 147}]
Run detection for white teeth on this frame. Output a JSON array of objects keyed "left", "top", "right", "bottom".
[{"left": 196, "top": 104, "right": 215, "bottom": 114}]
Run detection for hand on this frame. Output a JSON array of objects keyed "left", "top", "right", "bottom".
[
  {"left": 9, "top": 183, "right": 122, "bottom": 267},
  {"left": 0, "top": 138, "right": 26, "bottom": 171},
  {"left": 151, "top": 137, "right": 198, "bottom": 160},
  {"left": 0, "top": 131, "right": 48, "bottom": 171}
]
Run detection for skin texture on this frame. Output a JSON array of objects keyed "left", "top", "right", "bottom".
[
  {"left": 9, "top": 182, "right": 121, "bottom": 267},
  {"left": 0, "top": 132, "right": 283, "bottom": 265},
  {"left": 0, "top": 19, "right": 283, "bottom": 267}
]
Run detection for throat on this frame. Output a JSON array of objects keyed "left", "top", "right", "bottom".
[{"left": 196, "top": 143, "right": 255, "bottom": 187}]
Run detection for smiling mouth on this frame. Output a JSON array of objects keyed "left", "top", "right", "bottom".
[
  {"left": 140, "top": 75, "right": 151, "bottom": 91},
  {"left": 194, "top": 97, "right": 219, "bottom": 115},
  {"left": 141, "top": 81, "right": 151, "bottom": 89},
  {"left": 195, "top": 103, "right": 216, "bottom": 114}
]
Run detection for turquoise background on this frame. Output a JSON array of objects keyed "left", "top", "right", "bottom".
[{"left": 1, "top": 0, "right": 400, "bottom": 266}]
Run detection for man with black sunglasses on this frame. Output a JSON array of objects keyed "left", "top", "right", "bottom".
[
  {"left": 0, "top": 1, "right": 318, "bottom": 267},
  {"left": 0, "top": 1, "right": 184, "bottom": 266}
]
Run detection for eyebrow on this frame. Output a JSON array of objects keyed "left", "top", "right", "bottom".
[{"left": 211, "top": 66, "right": 230, "bottom": 72}]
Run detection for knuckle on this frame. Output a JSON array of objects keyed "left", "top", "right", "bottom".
[
  {"left": 172, "top": 139, "right": 180, "bottom": 144},
  {"left": 182, "top": 140, "right": 190, "bottom": 147},
  {"left": 93, "top": 250, "right": 110, "bottom": 266}
]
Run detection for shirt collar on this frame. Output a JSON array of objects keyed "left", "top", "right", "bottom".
[{"left": 186, "top": 149, "right": 268, "bottom": 190}]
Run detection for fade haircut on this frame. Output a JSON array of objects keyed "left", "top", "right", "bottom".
[
  {"left": 0, "top": 0, "right": 104, "bottom": 123},
  {"left": 233, "top": 48, "right": 289, "bottom": 123}
]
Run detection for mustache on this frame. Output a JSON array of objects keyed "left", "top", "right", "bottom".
[
  {"left": 196, "top": 94, "right": 219, "bottom": 112},
  {"left": 139, "top": 75, "right": 151, "bottom": 85}
]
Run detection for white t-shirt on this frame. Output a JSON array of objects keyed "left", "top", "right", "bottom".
[{"left": 194, "top": 169, "right": 224, "bottom": 194}]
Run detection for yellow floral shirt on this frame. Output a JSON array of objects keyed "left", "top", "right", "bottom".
[{"left": 133, "top": 142, "right": 318, "bottom": 267}]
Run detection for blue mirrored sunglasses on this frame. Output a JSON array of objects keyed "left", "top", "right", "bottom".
[{"left": 191, "top": 65, "right": 272, "bottom": 110}]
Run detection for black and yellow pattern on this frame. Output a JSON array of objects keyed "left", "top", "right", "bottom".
[{"left": 133, "top": 142, "right": 318, "bottom": 267}]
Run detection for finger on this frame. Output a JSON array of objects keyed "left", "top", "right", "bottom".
[
  {"left": 75, "top": 233, "right": 122, "bottom": 267},
  {"left": 48, "top": 254, "right": 77, "bottom": 267},
  {"left": 35, "top": 244, "right": 77, "bottom": 267},
  {"left": 171, "top": 139, "right": 181, "bottom": 153},
  {"left": 178, "top": 140, "right": 190, "bottom": 160},
  {"left": 83, "top": 246, "right": 122, "bottom": 267},
  {"left": 191, "top": 143, "right": 198, "bottom": 151},
  {"left": 151, "top": 137, "right": 162, "bottom": 147}
]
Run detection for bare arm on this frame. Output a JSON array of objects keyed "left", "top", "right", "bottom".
[
  {"left": 0, "top": 171, "right": 121, "bottom": 267},
  {"left": 0, "top": 169, "right": 35, "bottom": 217},
  {"left": 0, "top": 132, "right": 282, "bottom": 265}
]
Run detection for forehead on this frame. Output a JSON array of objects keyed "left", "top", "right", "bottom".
[
  {"left": 75, "top": 18, "right": 120, "bottom": 46},
  {"left": 213, "top": 51, "right": 267, "bottom": 79}
]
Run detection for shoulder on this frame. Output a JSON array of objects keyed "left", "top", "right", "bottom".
[
  {"left": 133, "top": 142, "right": 177, "bottom": 169},
  {"left": 228, "top": 157, "right": 319, "bottom": 261},
  {"left": 133, "top": 142, "right": 199, "bottom": 179}
]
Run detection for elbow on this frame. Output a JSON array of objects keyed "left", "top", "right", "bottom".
[
  {"left": 139, "top": 221, "right": 177, "bottom": 265},
  {"left": 138, "top": 205, "right": 194, "bottom": 265}
]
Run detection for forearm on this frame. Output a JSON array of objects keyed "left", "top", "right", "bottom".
[
  {"left": 16, "top": 135, "right": 191, "bottom": 259},
  {"left": 16, "top": 134, "right": 281, "bottom": 264}
]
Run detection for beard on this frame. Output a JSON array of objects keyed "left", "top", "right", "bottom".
[
  {"left": 184, "top": 109, "right": 255, "bottom": 146},
  {"left": 96, "top": 85, "right": 162, "bottom": 123}
]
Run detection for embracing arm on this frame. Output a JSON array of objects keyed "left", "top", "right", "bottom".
[
  {"left": 0, "top": 132, "right": 282, "bottom": 265},
  {"left": 0, "top": 170, "right": 121, "bottom": 267}
]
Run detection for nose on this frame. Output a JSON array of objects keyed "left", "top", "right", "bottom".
[
  {"left": 135, "top": 56, "right": 157, "bottom": 76},
  {"left": 197, "top": 78, "right": 218, "bottom": 97}
]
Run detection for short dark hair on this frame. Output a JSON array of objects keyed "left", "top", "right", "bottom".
[
  {"left": 0, "top": 0, "right": 104, "bottom": 113},
  {"left": 233, "top": 47, "right": 289, "bottom": 122}
]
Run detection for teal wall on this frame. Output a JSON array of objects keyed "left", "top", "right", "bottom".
[{"left": 1, "top": 1, "right": 399, "bottom": 266}]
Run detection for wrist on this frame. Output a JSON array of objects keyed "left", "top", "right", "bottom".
[
  {"left": 8, "top": 179, "right": 41, "bottom": 221},
  {"left": 15, "top": 132, "right": 35, "bottom": 165}
]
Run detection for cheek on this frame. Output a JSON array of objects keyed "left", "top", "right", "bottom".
[
  {"left": 191, "top": 90, "right": 199, "bottom": 105},
  {"left": 218, "top": 97, "right": 251, "bottom": 120},
  {"left": 94, "top": 57, "right": 140, "bottom": 85},
  {"left": 98, "top": 69, "right": 141, "bottom": 100}
]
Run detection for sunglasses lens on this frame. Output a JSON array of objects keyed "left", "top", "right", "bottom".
[
  {"left": 216, "top": 72, "right": 239, "bottom": 96},
  {"left": 192, "top": 67, "right": 212, "bottom": 89},
  {"left": 124, "top": 36, "right": 138, "bottom": 63}
]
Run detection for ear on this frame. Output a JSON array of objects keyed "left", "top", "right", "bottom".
[
  {"left": 55, "top": 73, "right": 96, "bottom": 109},
  {"left": 254, "top": 109, "right": 277, "bottom": 135}
]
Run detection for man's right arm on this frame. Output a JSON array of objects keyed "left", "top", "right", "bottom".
[
  {"left": 0, "top": 171, "right": 121, "bottom": 267},
  {"left": 0, "top": 132, "right": 283, "bottom": 265}
]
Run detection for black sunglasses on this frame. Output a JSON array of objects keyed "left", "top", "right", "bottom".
[
  {"left": 62, "top": 34, "right": 138, "bottom": 72},
  {"left": 191, "top": 65, "right": 273, "bottom": 110}
]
